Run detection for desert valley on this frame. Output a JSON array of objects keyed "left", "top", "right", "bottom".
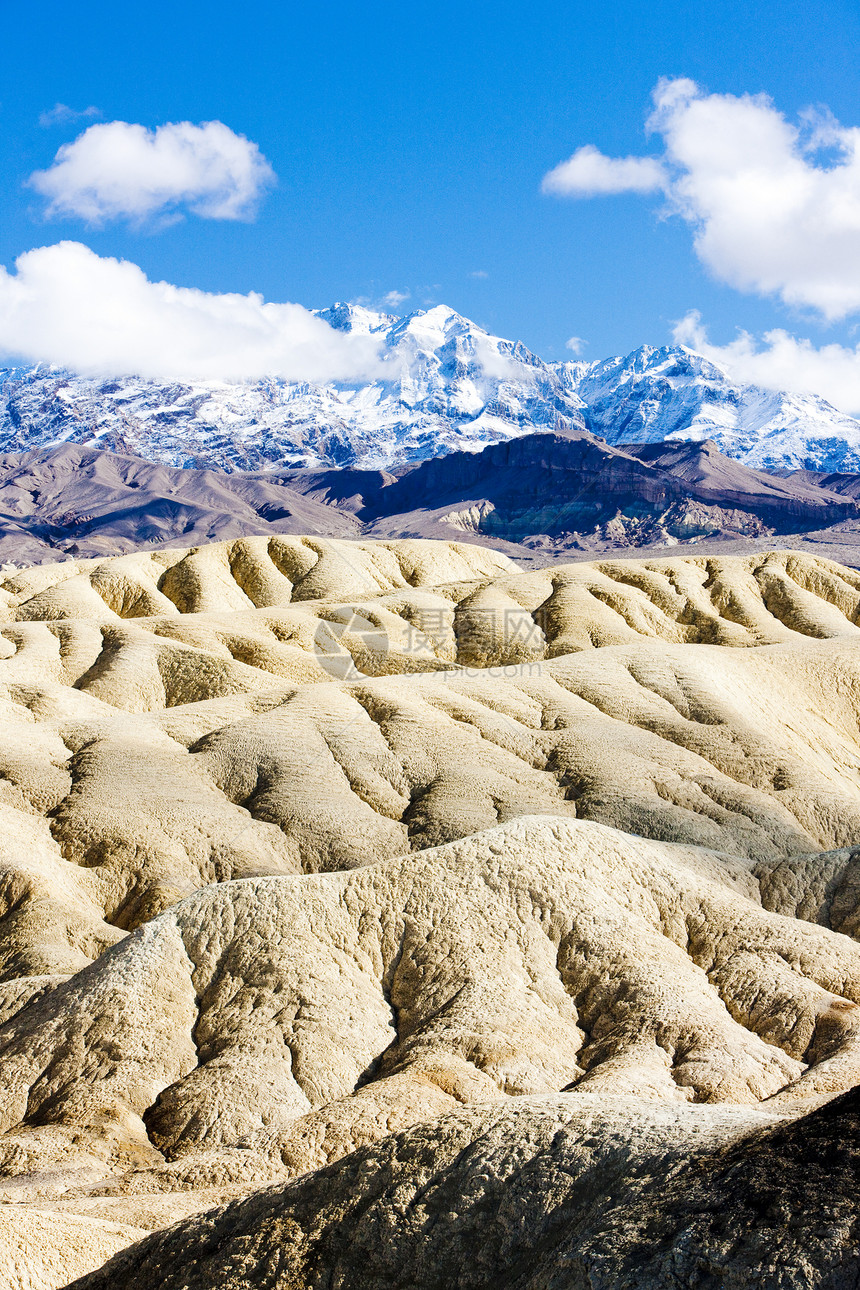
[{"left": 6, "top": 13, "right": 860, "bottom": 1280}]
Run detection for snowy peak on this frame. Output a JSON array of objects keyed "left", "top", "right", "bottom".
[
  {"left": 576, "top": 343, "right": 860, "bottom": 472},
  {"left": 393, "top": 304, "right": 473, "bottom": 344},
  {"left": 314, "top": 302, "right": 395, "bottom": 335},
  {"left": 0, "top": 304, "right": 587, "bottom": 473},
  {"left": 578, "top": 344, "right": 731, "bottom": 400},
  {"left": 1, "top": 309, "right": 859, "bottom": 474}
]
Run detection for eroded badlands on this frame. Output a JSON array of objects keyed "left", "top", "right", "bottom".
[{"left": 1, "top": 537, "right": 860, "bottom": 1287}]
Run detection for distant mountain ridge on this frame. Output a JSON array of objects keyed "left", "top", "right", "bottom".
[
  {"left": 1, "top": 433, "right": 857, "bottom": 567},
  {"left": 351, "top": 431, "right": 859, "bottom": 552},
  {"left": 2, "top": 302, "right": 860, "bottom": 473}
]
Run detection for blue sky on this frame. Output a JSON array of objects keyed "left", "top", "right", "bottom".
[{"left": 2, "top": 0, "right": 860, "bottom": 393}]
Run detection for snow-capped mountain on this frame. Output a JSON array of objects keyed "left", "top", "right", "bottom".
[
  {"left": 0, "top": 305, "right": 587, "bottom": 472},
  {"left": 2, "top": 305, "right": 860, "bottom": 473},
  {"left": 576, "top": 346, "right": 860, "bottom": 472}
]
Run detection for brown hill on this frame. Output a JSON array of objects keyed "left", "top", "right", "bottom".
[
  {"left": 1, "top": 435, "right": 858, "bottom": 570},
  {"left": 358, "top": 431, "right": 856, "bottom": 544},
  {"left": 0, "top": 444, "right": 363, "bottom": 565}
]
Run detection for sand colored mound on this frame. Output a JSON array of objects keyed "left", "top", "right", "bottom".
[
  {"left": 1, "top": 619, "right": 860, "bottom": 958},
  {"left": 0, "top": 538, "right": 859, "bottom": 1284},
  {"left": 4, "top": 816, "right": 860, "bottom": 1219},
  {"left": 0, "top": 544, "right": 858, "bottom": 922},
  {"left": 1, "top": 542, "right": 859, "bottom": 663},
  {"left": 0, "top": 536, "right": 514, "bottom": 622}
]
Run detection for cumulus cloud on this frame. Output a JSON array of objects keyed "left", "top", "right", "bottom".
[
  {"left": 674, "top": 311, "right": 860, "bottom": 415},
  {"left": 0, "top": 242, "right": 385, "bottom": 383},
  {"left": 565, "top": 335, "right": 586, "bottom": 356},
  {"left": 381, "top": 289, "right": 410, "bottom": 308},
  {"left": 29, "top": 120, "right": 275, "bottom": 225},
  {"left": 542, "top": 144, "right": 666, "bottom": 196},
  {"left": 544, "top": 78, "right": 860, "bottom": 320},
  {"left": 39, "top": 103, "right": 101, "bottom": 128}
]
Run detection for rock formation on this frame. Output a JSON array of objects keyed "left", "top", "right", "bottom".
[
  {"left": 0, "top": 538, "right": 859, "bottom": 1285},
  {"left": 69, "top": 1085, "right": 860, "bottom": 1290}
]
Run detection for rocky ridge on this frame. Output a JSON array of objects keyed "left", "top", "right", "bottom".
[
  {"left": 70, "top": 1088, "right": 860, "bottom": 1290},
  {"left": 355, "top": 430, "right": 859, "bottom": 548}
]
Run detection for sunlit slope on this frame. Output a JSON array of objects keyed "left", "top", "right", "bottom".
[
  {"left": 3, "top": 540, "right": 860, "bottom": 670},
  {"left": 6, "top": 818, "right": 860, "bottom": 1211}
]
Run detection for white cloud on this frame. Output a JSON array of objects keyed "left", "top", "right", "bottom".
[
  {"left": 674, "top": 311, "right": 860, "bottom": 415},
  {"left": 565, "top": 335, "right": 586, "bottom": 356},
  {"left": 544, "top": 78, "right": 860, "bottom": 320},
  {"left": 381, "top": 289, "right": 410, "bottom": 308},
  {"left": 39, "top": 103, "right": 101, "bottom": 128},
  {"left": 472, "top": 339, "right": 521, "bottom": 381},
  {"left": 469, "top": 270, "right": 489, "bottom": 279},
  {"left": 29, "top": 120, "right": 275, "bottom": 225},
  {"left": 0, "top": 242, "right": 385, "bottom": 383},
  {"left": 542, "top": 144, "right": 666, "bottom": 196}
]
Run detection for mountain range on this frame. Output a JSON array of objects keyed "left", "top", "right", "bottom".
[
  {"left": 2, "top": 430, "right": 860, "bottom": 568},
  {"left": 2, "top": 302, "right": 860, "bottom": 568},
  {"left": 3, "top": 302, "right": 860, "bottom": 475},
  {"left": 0, "top": 305, "right": 586, "bottom": 473}
]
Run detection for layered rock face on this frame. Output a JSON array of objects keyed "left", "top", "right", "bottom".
[
  {"left": 358, "top": 430, "right": 859, "bottom": 546},
  {"left": 1, "top": 538, "right": 860, "bottom": 1286}
]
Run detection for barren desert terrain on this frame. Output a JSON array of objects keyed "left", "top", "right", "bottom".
[{"left": 1, "top": 537, "right": 860, "bottom": 1286}]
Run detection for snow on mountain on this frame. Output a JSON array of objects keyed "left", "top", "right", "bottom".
[
  {"left": 575, "top": 345, "right": 860, "bottom": 472},
  {"left": 0, "top": 305, "right": 587, "bottom": 472},
  {"left": 2, "top": 307, "right": 860, "bottom": 474}
]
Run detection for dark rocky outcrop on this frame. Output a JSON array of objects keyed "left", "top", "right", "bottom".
[
  {"left": 354, "top": 431, "right": 858, "bottom": 542},
  {"left": 68, "top": 1088, "right": 860, "bottom": 1290}
]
